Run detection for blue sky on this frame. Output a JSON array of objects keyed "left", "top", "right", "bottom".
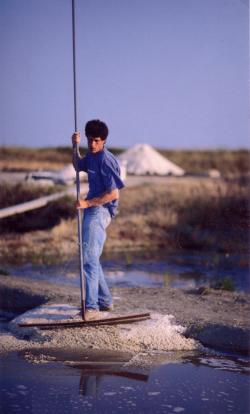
[{"left": 0, "top": 0, "right": 248, "bottom": 149}]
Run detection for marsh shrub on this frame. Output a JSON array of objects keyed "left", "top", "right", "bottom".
[
  {"left": 0, "top": 183, "right": 75, "bottom": 233},
  {"left": 0, "top": 183, "right": 54, "bottom": 209},
  {"left": 211, "top": 277, "right": 236, "bottom": 292},
  {"left": 0, "top": 196, "right": 75, "bottom": 233},
  {"left": 178, "top": 193, "right": 248, "bottom": 231},
  {"left": 109, "top": 178, "right": 249, "bottom": 252},
  {"left": 0, "top": 178, "right": 249, "bottom": 253}
]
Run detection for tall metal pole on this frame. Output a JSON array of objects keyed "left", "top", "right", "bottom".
[
  {"left": 72, "top": 0, "right": 78, "bottom": 132},
  {"left": 72, "top": 0, "right": 86, "bottom": 320}
]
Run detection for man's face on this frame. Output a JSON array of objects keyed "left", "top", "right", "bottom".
[{"left": 87, "top": 136, "right": 105, "bottom": 154}]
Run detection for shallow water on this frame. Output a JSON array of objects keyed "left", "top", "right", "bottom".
[
  {"left": 8, "top": 251, "right": 249, "bottom": 292},
  {"left": 2, "top": 251, "right": 249, "bottom": 412},
  {"left": 0, "top": 350, "right": 249, "bottom": 414}
]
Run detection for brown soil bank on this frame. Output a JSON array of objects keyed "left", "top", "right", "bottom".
[{"left": 0, "top": 275, "right": 249, "bottom": 355}]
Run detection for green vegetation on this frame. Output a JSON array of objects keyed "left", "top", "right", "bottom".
[{"left": 211, "top": 277, "right": 236, "bottom": 292}]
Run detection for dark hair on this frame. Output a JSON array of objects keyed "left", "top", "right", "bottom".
[{"left": 85, "top": 119, "right": 109, "bottom": 141}]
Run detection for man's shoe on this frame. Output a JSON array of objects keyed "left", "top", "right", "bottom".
[
  {"left": 85, "top": 309, "right": 103, "bottom": 321},
  {"left": 99, "top": 304, "right": 114, "bottom": 312}
]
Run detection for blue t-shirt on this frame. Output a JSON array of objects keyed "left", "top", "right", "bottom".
[{"left": 78, "top": 148, "right": 124, "bottom": 217}]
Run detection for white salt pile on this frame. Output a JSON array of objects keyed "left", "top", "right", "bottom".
[
  {"left": 119, "top": 313, "right": 197, "bottom": 351},
  {"left": 9, "top": 304, "right": 199, "bottom": 353},
  {"left": 118, "top": 144, "right": 185, "bottom": 176},
  {"left": 9, "top": 304, "right": 82, "bottom": 338}
]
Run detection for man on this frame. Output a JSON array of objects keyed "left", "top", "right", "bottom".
[{"left": 72, "top": 119, "right": 124, "bottom": 320}]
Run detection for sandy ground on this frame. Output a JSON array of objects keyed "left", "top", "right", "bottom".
[{"left": 0, "top": 274, "right": 249, "bottom": 356}]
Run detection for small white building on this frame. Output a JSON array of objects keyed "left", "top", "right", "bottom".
[{"left": 118, "top": 143, "right": 185, "bottom": 176}]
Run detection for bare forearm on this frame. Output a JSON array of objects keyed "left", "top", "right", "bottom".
[
  {"left": 77, "top": 189, "right": 119, "bottom": 209},
  {"left": 87, "top": 189, "right": 119, "bottom": 207}
]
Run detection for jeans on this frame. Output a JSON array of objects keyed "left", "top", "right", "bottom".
[{"left": 83, "top": 206, "right": 112, "bottom": 310}]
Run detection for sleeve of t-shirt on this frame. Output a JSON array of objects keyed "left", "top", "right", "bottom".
[
  {"left": 78, "top": 156, "right": 87, "bottom": 172},
  {"left": 101, "top": 158, "right": 125, "bottom": 192}
]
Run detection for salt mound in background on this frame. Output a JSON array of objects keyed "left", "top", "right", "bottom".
[
  {"left": 118, "top": 143, "right": 185, "bottom": 176},
  {"left": 9, "top": 305, "right": 199, "bottom": 353}
]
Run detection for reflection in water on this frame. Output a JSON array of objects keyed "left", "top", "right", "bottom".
[
  {"left": 79, "top": 369, "right": 148, "bottom": 396},
  {"left": 80, "top": 375, "right": 100, "bottom": 396},
  {"left": 0, "top": 349, "right": 249, "bottom": 413}
]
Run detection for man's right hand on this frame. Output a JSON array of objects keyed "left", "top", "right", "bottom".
[{"left": 72, "top": 132, "right": 81, "bottom": 146}]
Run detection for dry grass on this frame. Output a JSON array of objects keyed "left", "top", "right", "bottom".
[
  {"left": 0, "top": 147, "right": 74, "bottom": 171},
  {"left": 0, "top": 182, "right": 75, "bottom": 234},
  {"left": 160, "top": 149, "right": 250, "bottom": 176},
  {"left": 0, "top": 219, "right": 78, "bottom": 265},
  {"left": 1, "top": 146, "right": 249, "bottom": 176},
  {"left": 0, "top": 176, "right": 248, "bottom": 265},
  {"left": 106, "top": 178, "right": 249, "bottom": 252},
  {"left": 0, "top": 182, "right": 61, "bottom": 209}
]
